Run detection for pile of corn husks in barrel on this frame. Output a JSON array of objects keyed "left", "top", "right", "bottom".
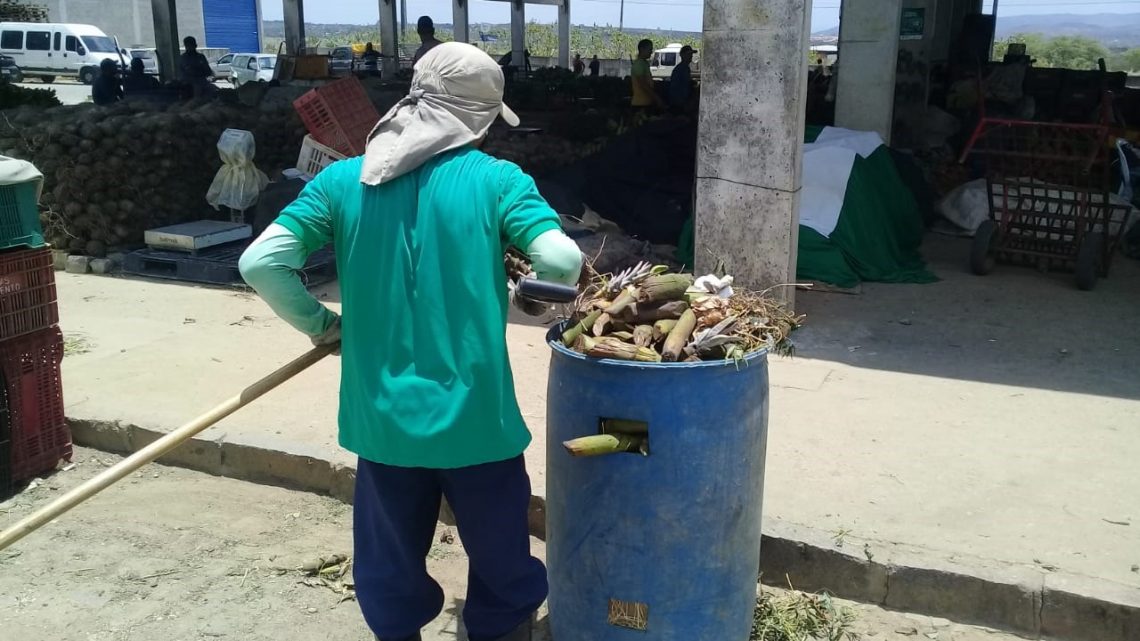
[{"left": 560, "top": 261, "right": 803, "bottom": 362}]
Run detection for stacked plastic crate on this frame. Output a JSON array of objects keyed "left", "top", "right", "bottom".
[
  {"left": 293, "top": 76, "right": 381, "bottom": 157},
  {"left": 0, "top": 157, "right": 68, "bottom": 499}
]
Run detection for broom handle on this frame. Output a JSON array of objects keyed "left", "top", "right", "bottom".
[{"left": 0, "top": 344, "right": 335, "bottom": 552}]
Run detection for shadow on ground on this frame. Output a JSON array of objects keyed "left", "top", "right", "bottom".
[{"left": 793, "top": 233, "right": 1140, "bottom": 400}]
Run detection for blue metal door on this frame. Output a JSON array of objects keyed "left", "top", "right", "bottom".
[{"left": 202, "top": 0, "right": 260, "bottom": 53}]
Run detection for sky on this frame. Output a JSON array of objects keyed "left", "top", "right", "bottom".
[{"left": 259, "top": 0, "right": 1139, "bottom": 33}]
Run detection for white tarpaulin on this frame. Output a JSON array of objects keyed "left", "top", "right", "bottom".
[
  {"left": 207, "top": 129, "right": 269, "bottom": 211},
  {"left": 0, "top": 155, "right": 43, "bottom": 200},
  {"left": 800, "top": 128, "right": 886, "bottom": 238}
]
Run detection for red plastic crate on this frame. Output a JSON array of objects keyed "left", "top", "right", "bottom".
[
  {"left": 5, "top": 326, "right": 69, "bottom": 482},
  {"left": 0, "top": 247, "right": 59, "bottom": 342},
  {"left": 293, "top": 76, "right": 380, "bottom": 156}
]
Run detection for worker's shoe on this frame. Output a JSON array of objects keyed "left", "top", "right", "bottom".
[{"left": 375, "top": 634, "right": 421, "bottom": 641}]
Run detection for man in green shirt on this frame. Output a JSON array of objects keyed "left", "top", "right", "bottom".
[{"left": 240, "top": 43, "right": 582, "bottom": 641}]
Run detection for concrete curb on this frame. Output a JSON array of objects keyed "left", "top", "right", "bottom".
[{"left": 69, "top": 418, "right": 1139, "bottom": 641}]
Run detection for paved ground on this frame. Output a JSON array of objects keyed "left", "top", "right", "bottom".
[
  {"left": 52, "top": 233, "right": 1140, "bottom": 600},
  {"left": 17, "top": 79, "right": 92, "bottom": 105},
  {"left": 1, "top": 447, "right": 1039, "bottom": 641}
]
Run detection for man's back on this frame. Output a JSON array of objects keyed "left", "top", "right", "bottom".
[
  {"left": 669, "top": 62, "right": 691, "bottom": 108},
  {"left": 180, "top": 51, "right": 211, "bottom": 80},
  {"left": 275, "top": 147, "right": 561, "bottom": 469},
  {"left": 91, "top": 76, "right": 121, "bottom": 105},
  {"left": 413, "top": 39, "right": 442, "bottom": 65}
]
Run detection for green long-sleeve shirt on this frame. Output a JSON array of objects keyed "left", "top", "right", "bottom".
[{"left": 239, "top": 148, "right": 581, "bottom": 469}]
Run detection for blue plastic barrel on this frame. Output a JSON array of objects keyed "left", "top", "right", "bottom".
[{"left": 545, "top": 326, "right": 769, "bottom": 641}]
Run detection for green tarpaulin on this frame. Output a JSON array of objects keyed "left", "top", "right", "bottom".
[
  {"left": 678, "top": 128, "right": 936, "bottom": 287},
  {"left": 798, "top": 146, "right": 937, "bottom": 286}
]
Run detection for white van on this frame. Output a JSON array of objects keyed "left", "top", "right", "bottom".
[
  {"left": 650, "top": 43, "right": 700, "bottom": 80},
  {"left": 230, "top": 54, "right": 276, "bottom": 87},
  {"left": 0, "top": 22, "right": 125, "bottom": 84}
]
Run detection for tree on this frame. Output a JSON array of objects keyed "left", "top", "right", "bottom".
[
  {"left": 992, "top": 32, "right": 1109, "bottom": 70},
  {"left": 1039, "top": 36, "right": 1108, "bottom": 70},
  {"left": 0, "top": 0, "right": 48, "bottom": 22},
  {"left": 1107, "top": 48, "right": 1140, "bottom": 73}
]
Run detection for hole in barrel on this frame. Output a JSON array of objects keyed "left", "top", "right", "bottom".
[
  {"left": 562, "top": 419, "right": 649, "bottom": 457},
  {"left": 600, "top": 418, "right": 649, "bottom": 456}
]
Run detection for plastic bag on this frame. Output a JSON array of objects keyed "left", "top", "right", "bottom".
[
  {"left": 206, "top": 129, "right": 269, "bottom": 211},
  {"left": 937, "top": 179, "right": 990, "bottom": 234}
]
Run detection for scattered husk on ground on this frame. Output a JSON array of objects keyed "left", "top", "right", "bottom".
[{"left": 751, "top": 586, "right": 860, "bottom": 641}]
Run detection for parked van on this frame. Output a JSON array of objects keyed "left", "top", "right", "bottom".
[
  {"left": 0, "top": 22, "right": 125, "bottom": 84},
  {"left": 650, "top": 43, "right": 700, "bottom": 80},
  {"left": 230, "top": 53, "right": 276, "bottom": 87}
]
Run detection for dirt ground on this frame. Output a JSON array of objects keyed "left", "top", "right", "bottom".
[{"left": 3, "top": 449, "right": 1037, "bottom": 641}]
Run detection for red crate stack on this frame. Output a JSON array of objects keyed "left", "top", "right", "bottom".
[
  {"left": 0, "top": 248, "right": 68, "bottom": 496},
  {"left": 293, "top": 76, "right": 381, "bottom": 157}
]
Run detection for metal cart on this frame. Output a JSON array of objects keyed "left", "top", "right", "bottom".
[{"left": 959, "top": 104, "right": 1131, "bottom": 290}]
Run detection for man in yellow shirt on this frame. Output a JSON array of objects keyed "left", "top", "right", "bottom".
[{"left": 630, "top": 39, "right": 664, "bottom": 110}]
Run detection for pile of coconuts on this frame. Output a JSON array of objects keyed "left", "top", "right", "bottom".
[
  {"left": 0, "top": 97, "right": 306, "bottom": 257},
  {"left": 482, "top": 132, "right": 601, "bottom": 178}
]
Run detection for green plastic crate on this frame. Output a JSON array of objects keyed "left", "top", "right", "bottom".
[{"left": 0, "top": 181, "right": 45, "bottom": 250}]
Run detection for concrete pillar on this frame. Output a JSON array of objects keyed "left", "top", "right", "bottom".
[
  {"left": 452, "top": 0, "right": 470, "bottom": 45},
  {"left": 379, "top": 0, "right": 399, "bottom": 77},
  {"left": 694, "top": 0, "right": 811, "bottom": 300},
  {"left": 557, "top": 0, "right": 570, "bottom": 68},
  {"left": 150, "top": 0, "right": 179, "bottom": 83},
  {"left": 833, "top": 0, "right": 904, "bottom": 141},
  {"left": 282, "top": 0, "right": 305, "bottom": 55},
  {"left": 511, "top": 0, "right": 526, "bottom": 68}
]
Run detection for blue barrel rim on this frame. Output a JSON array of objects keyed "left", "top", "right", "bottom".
[{"left": 545, "top": 321, "right": 768, "bottom": 371}]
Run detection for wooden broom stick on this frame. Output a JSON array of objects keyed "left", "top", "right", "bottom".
[{"left": 0, "top": 344, "right": 336, "bottom": 552}]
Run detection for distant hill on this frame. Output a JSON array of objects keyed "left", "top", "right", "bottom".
[
  {"left": 995, "top": 13, "right": 1140, "bottom": 48},
  {"left": 809, "top": 13, "right": 1140, "bottom": 48},
  {"left": 266, "top": 12, "right": 1140, "bottom": 49},
  {"left": 263, "top": 20, "right": 701, "bottom": 41}
]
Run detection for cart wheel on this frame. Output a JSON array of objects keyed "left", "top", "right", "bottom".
[
  {"left": 970, "top": 220, "right": 999, "bottom": 276},
  {"left": 1075, "top": 232, "right": 1104, "bottom": 291}
]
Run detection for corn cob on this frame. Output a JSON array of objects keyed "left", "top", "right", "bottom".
[{"left": 662, "top": 309, "right": 698, "bottom": 362}]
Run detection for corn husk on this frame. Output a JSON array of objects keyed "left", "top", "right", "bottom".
[
  {"left": 563, "top": 434, "right": 647, "bottom": 457},
  {"left": 652, "top": 319, "right": 678, "bottom": 341},
  {"left": 579, "top": 336, "right": 662, "bottom": 362},
  {"left": 636, "top": 274, "right": 695, "bottom": 303},
  {"left": 627, "top": 300, "right": 689, "bottom": 323},
  {"left": 604, "top": 287, "right": 638, "bottom": 316},
  {"left": 592, "top": 312, "right": 613, "bottom": 337},
  {"left": 632, "top": 325, "right": 654, "bottom": 347},
  {"left": 562, "top": 310, "right": 602, "bottom": 346}
]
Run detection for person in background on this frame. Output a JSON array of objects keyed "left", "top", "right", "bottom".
[
  {"left": 412, "top": 16, "right": 443, "bottom": 66},
  {"left": 572, "top": 53, "right": 585, "bottom": 75},
  {"left": 589, "top": 55, "right": 600, "bottom": 77},
  {"left": 499, "top": 51, "right": 522, "bottom": 81},
  {"left": 91, "top": 58, "right": 122, "bottom": 106},
  {"left": 523, "top": 49, "right": 532, "bottom": 75},
  {"left": 668, "top": 45, "right": 694, "bottom": 112},
  {"left": 362, "top": 42, "right": 381, "bottom": 77},
  {"left": 239, "top": 42, "right": 582, "bottom": 641},
  {"left": 631, "top": 39, "right": 664, "bottom": 111},
  {"left": 179, "top": 36, "right": 214, "bottom": 98},
  {"left": 123, "top": 57, "right": 159, "bottom": 96}
]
